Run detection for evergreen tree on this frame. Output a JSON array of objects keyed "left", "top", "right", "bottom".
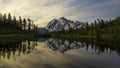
[
  {"left": 0, "top": 13, "right": 2, "bottom": 26},
  {"left": 0, "top": 13, "right": 38, "bottom": 34},
  {"left": 19, "top": 16, "right": 23, "bottom": 30},
  {"left": 3, "top": 14, "right": 7, "bottom": 26},
  {"left": 7, "top": 13, "right": 12, "bottom": 32},
  {"left": 13, "top": 16, "right": 18, "bottom": 29},
  {"left": 86, "top": 22, "right": 89, "bottom": 31},
  {"left": 28, "top": 18, "right": 31, "bottom": 32},
  {"left": 23, "top": 18, "right": 27, "bottom": 30}
]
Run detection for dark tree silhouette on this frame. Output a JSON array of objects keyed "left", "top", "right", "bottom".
[
  {"left": 19, "top": 16, "right": 23, "bottom": 30},
  {"left": 28, "top": 18, "right": 31, "bottom": 32},
  {"left": 23, "top": 18, "right": 27, "bottom": 30},
  {"left": 0, "top": 13, "right": 38, "bottom": 34}
]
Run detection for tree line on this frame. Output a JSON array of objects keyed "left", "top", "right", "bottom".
[
  {"left": 0, "top": 13, "right": 38, "bottom": 34},
  {"left": 50, "top": 16, "right": 120, "bottom": 39}
]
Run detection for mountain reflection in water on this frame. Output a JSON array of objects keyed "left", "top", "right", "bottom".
[
  {"left": 39, "top": 38, "right": 120, "bottom": 55},
  {"left": 0, "top": 38, "right": 120, "bottom": 68}
]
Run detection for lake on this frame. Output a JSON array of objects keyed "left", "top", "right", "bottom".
[{"left": 0, "top": 38, "right": 120, "bottom": 68}]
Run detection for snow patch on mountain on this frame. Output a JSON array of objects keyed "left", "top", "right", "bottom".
[{"left": 46, "top": 17, "right": 85, "bottom": 32}]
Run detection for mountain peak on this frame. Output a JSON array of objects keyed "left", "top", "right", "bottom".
[
  {"left": 60, "top": 17, "right": 66, "bottom": 19},
  {"left": 60, "top": 17, "right": 68, "bottom": 21},
  {"left": 46, "top": 17, "right": 85, "bottom": 32}
]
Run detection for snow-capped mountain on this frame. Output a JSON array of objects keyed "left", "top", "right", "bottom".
[{"left": 46, "top": 17, "right": 85, "bottom": 32}]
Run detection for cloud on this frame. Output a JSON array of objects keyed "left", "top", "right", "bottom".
[{"left": 0, "top": 0, "right": 120, "bottom": 27}]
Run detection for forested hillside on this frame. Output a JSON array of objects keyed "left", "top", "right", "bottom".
[
  {"left": 48, "top": 16, "right": 120, "bottom": 39},
  {"left": 0, "top": 13, "right": 38, "bottom": 35}
]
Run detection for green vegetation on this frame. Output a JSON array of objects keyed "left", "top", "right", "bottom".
[
  {"left": 0, "top": 13, "right": 38, "bottom": 38},
  {"left": 0, "top": 13, "right": 120, "bottom": 40},
  {"left": 46, "top": 16, "right": 120, "bottom": 40}
]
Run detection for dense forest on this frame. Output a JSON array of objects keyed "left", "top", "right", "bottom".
[
  {"left": 0, "top": 13, "right": 38, "bottom": 35},
  {"left": 48, "top": 16, "right": 120, "bottom": 39},
  {"left": 1, "top": 13, "right": 120, "bottom": 39}
]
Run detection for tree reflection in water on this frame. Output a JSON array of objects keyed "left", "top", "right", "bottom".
[
  {"left": 0, "top": 38, "right": 120, "bottom": 60},
  {"left": 39, "top": 38, "right": 120, "bottom": 55},
  {"left": 0, "top": 39, "right": 38, "bottom": 59}
]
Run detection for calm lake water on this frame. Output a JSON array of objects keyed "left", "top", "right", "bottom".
[{"left": 0, "top": 38, "right": 120, "bottom": 68}]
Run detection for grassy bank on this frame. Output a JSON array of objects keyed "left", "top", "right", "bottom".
[
  {"left": 0, "top": 33, "right": 40, "bottom": 39},
  {"left": 50, "top": 33, "right": 95, "bottom": 39}
]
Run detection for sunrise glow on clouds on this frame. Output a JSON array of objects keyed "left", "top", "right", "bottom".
[{"left": 0, "top": 0, "right": 120, "bottom": 27}]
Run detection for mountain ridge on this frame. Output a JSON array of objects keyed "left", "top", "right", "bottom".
[{"left": 46, "top": 17, "right": 85, "bottom": 32}]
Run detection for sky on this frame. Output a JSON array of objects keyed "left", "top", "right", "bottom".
[{"left": 0, "top": 0, "right": 120, "bottom": 27}]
